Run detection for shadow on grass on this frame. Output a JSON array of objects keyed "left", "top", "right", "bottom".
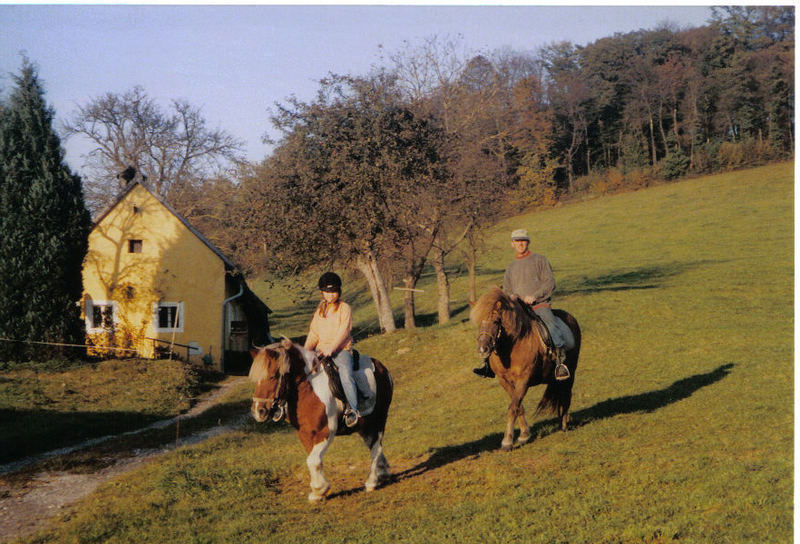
[
  {"left": 0, "top": 409, "right": 166, "bottom": 465},
  {"left": 377, "top": 363, "right": 734, "bottom": 490},
  {"left": 409, "top": 304, "right": 471, "bottom": 328},
  {"left": 558, "top": 261, "right": 721, "bottom": 297}
]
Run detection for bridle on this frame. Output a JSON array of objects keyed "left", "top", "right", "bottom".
[
  {"left": 477, "top": 311, "right": 503, "bottom": 356},
  {"left": 252, "top": 350, "right": 323, "bottom": 422},
  {"left": 253, "top": 365, "right": 289, "bottom": 422}
]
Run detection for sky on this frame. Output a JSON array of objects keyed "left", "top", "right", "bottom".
[{"left": 0, "top": 3, "right": 719, "bottom": 176}]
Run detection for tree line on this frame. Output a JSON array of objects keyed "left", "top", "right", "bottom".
[{"left": 0, "top": 7, "right": 794, "bottom": 357}]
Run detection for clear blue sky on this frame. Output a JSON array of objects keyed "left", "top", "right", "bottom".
[{"left": 0, "top": 4, "right": 715, "bottom": 175}]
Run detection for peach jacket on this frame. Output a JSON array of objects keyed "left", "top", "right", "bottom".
[{"left": 305, "top": 301, "right": 354, "bottom": 354}]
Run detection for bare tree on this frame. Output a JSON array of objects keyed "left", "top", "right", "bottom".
[{"left": 64, "top": 86, "right": 244, "bottom": 213}]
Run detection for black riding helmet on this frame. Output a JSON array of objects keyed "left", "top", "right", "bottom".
[{"left": 318, "top": 272, "right": 342, "bottom": 293}]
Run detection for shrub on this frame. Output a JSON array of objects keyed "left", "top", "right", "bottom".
[
  {"left": 625, "top": 167, "right": 654, "bottom": 190},
  {"left": 605, "top": 168, "right": 625, "bottom": 191},
  {"left": 716, "top": 141, "right": 746, "bottom": 170},
  {"left": 662, "top": 148, "right": 690, "bottom": 180}
]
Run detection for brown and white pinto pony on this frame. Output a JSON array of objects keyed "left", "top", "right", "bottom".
[
  {"left": 470, "top": 287, "right": 581, "bottom": 451},
  {"left": 249, "top": 338, "right": 393, "bottom": 501}
]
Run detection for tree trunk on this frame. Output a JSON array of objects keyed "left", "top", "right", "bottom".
[
  {"left": 585, "top": 127, "right": 591, "bottom": 174},
  {"left": 431, "top": 248, "right": 450, "bottom": 324},
  {"left": 467, "top": 241, "right": 478, "bottom": 305},
  {"left": 649, "top": 114, "right": 657, "bottom": 165},
  {"left": 356, "top": 253, "right": 396, "bottom": 333},
  {"left": 402, "top": 275, "right": 418, "bottom": 329},
  {"left": 658, "top": 101, "right": 668, "bottom": 155},
  {"left": 672, "top": 106, "right": 680, "bottom": 152}
]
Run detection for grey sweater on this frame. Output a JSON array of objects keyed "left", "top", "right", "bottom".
[{"left": 502, "top": 252, "right": 556, "bottom": 304}]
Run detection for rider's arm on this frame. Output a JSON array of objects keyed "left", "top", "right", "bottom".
[
  {"left": 531, "top": 256, "right": 556, "bottom": 303},
  {"left": 304, "top": 313, "right": 320, "bottom": 351}
]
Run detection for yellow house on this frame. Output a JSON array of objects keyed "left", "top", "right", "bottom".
[{"left": 81, "top": 180, "right": 271, "bottom": 373}]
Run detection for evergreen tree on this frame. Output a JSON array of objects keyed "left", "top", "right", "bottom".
[{"left": 0, "top": 60, "right": 91, "bottom": 361}]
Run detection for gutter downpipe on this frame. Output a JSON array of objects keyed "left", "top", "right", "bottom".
[{"left": 220, "top": 280, "right": 244, "bottom": 374}]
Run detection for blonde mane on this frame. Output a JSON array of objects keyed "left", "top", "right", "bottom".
[{"left": 248, "top": 338, "right": 293, "bottom": 383}]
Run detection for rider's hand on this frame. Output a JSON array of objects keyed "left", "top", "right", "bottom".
[{"left": 523, "top": 295, "right": 536, "bottom": 305}]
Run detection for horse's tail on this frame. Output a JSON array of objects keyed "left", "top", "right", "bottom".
[
  {"left": 536, "top": 382, "right": 571, "bottom": 415},
  {"left": 371, "top": 359, "right": 393, "bottom": 432}
]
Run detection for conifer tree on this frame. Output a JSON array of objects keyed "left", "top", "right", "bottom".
[{"left": 0, "top": 60, "right": 91, "bottom": 361}]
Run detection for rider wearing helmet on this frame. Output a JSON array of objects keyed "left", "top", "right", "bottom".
[{"left": 304, "top": 272, "right": 360, "bottom": 427}]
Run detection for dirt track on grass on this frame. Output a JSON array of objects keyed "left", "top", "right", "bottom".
[{"left": 0, "top": 377, "right": 248, "bottom": 542}]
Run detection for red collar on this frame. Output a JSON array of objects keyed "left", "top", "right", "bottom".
[{"left": 515, "top": 250, "right": 531, "bottom": 260}]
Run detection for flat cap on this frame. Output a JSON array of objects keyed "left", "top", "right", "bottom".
[{"left": 510, "top": 228, "right": 530, "bottom": 241}]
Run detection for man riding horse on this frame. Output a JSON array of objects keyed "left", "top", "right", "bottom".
[{"left": 473, "top": 228, "right": 571, "bottom": 381}]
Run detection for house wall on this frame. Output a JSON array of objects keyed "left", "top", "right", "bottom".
[{"left": 82, "top": 184, "right": 226, "bottom": 367}]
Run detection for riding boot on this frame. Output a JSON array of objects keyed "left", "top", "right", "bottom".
[
  {"left": 553, "top": 347, "right": 570, "bottom": 381},
  {"left": 473, "top": 358, "right": 495, "bottom": 378}
]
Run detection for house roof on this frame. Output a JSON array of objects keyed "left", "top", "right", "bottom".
[{"left": 91, "top": 180, "right": 237, "bottom": 271}]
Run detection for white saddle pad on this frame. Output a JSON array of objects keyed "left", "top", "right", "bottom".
[{"left": 352, "top": 353, "right": 378, "bottom": 416}]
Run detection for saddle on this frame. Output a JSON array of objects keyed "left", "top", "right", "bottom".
[
  {"left": 521, "top": 304, "right": 558, "bottom": 355},
  {"left": 320, "top": 349, "right": 364, "bottom": 406}
]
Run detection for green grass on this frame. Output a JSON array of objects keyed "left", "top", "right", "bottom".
[
  {"left": 20, "top": 162, "right": 795, "bottom": 543},
  {"left": 0, "top": 359, "right": 206, "bottom": 464}
]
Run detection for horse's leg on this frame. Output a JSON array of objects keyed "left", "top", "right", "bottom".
[
  {"left": 516, "top": 405, "right": 531, "bottom": 445},
  {"left": 299, "top": 430, "right": 333, "bottom": 502},
  {"left": 511, "top": 380, "right": 533, "bottom": 446},
  {"left": 499, "top": 371, "right": 534, "bottom": 451},
  {"left": 558, "top": 385, "right": 573, "bottom": 431},
  {"left": 361, "top": 430, "right": 390, "bottom": 491},
  {"left": 497, "top": 377, "right": 518, "bottom": 451}
]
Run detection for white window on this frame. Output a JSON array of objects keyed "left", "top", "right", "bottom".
[
  {"left": 153, "top": 302, "right": 184, "bottom": 333},
  {"left": 86, "top": 301, "right": 117, "bottom": 332}
]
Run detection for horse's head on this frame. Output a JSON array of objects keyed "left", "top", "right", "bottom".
[
  {"left": 470, "top": 287, "right": 531, "bottom": 358},
  {"left": 248, "top": 338, "right": 294, "bottom": 423},
  {"left": 475, "top": 300, "right": 503, "bottom": 358}
]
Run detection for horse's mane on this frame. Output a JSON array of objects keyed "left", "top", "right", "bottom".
[
  {"left": 248, "top": 338, "right": 294, "bottom": 383},
  {"left": 470, "top": 286, "right": 533, "bottom": 340}
]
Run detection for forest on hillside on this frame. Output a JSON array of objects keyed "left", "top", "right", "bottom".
[{"left": 2, "top": 6, "right": 794, "bottom": 336}]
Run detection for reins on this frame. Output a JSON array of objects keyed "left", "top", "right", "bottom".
[
  {"left": 252, "top": 349, "right": 323, "bottom": 422},
  {"left": 252, "top": 360, "right": 290, "bottom": 422}
]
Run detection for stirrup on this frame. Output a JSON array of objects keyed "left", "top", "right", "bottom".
[
  {"left": 344, "top": 408, "right": 359, "bottom": 428},
  {"left": 554, "top": 363, "right": 570, "bottom": 381}
]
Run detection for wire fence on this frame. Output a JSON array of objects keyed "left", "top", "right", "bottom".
[{"left": 0, "top": 336, "right": 140, "bottom": 354}]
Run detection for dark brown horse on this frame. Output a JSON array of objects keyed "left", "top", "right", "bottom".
[
  {"left": 470, "top": 287, "right": 581, "bottom": 451},
  {"left": 249, "top": 338, "right": 393, "bottom": 501}
]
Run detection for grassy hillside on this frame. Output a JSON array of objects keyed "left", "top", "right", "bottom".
[
  {"left": 0, "top": 359, "right": 204, "bottom": 464},
  {"left": 26, "top": 162, "right": 793, "bottom": 543}
]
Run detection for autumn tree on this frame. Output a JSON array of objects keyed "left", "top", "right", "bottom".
[
  {"left": 255, "top": 72, "right": 443, "bottom": 333},
  {"left": 392, "top": 40, "right": 522, "bottom": 319},
  {"left": 64, "top": 86, "right": 244, "bottom": 213}
]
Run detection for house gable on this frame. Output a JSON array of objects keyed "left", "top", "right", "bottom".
[{"left": 82, "top": 182, "right": 233, "bottom": 365}]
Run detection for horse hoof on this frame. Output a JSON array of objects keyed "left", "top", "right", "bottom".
[
  {"left": 308, "top": 483, "right": 330, "bottom": 502},
  {"left": 365, "top": 484, "right": 376, "bottom": 492},
  {"left": 501, "top": 442, "right": 514, "bottom": 452},
  {"left": 517, "top": 433, "right": 531, "bottom": 444}
]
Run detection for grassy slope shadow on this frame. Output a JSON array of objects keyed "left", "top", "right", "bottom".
[{"left": 358, "top": 364, "right": 735, "bottom": 494}]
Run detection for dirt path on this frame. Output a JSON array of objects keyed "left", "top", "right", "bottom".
[{"left": 0, "top": 377, "right": 249, "bottom": 542}]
